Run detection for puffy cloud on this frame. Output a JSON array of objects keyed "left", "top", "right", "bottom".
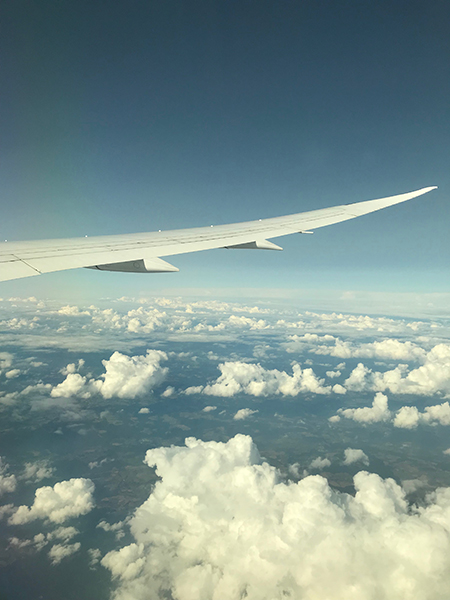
[
  {"left": 332, "top": 383, "right": 346, "bottom": 394},
  {"left": 162, "top": 386, "right": 175, "bottom": 398},
  {"left": 309, "top": 456, "right": 331, "bottom": 470},
  {"left": 233, "top": 408, "right": 258, "bottom": 421},
  {"left": 326, "top": 369, "right": 341, "bottom": 379},
  {"left": 9, "top": 478, "right": 94, "bottom": 525},
  {"left": 51, "top": 373, "right": 89, "bottom": 398},
  {"left": 48, "top": 542, "right": 81, "bottom": 565},
  {"left": 49, "top": 350, "right": 168, "bottom": 400},
  {"left": 394, "top": 402, "right": 450, "bottom": 429},
  {"left": 60, "top": 360, "right": 85, "bottom": 375},
  {"left": 344, "top": 363, "right": 373, "bottom": 392},
  {"left": 97, "top": 519, "right": 126, "bottom": 540},
  {"left": 0, "top": 474, "right": 17, "bottom": 496},
  {"left": 393, "top": 406, "right": 421, "bottom": 429},
  {"left": 335, "top": 395, "right": 450, "bottom": 430},
  {"left": 5, "top": 369, "right": 20, "bottom": 379},
  {"left": 0, "top": 458, "right": 17, "bottom": 497},
  {"left": 93, "top": 350, "right": 168, "bottom": 399},
  {"left": 343, "top": 448, "right": 369, "bottom": 466},
  {"left": 202, "top": 406, "right": 217, "bottom": 413},
  {"left": 89, "top": 547, "right": 102, "bottom": 567},
  {"left": 343, "top": 344, "right": 450, "bottom": 397},
  {"left": 0, "top": 504, "right": 14, "bottom": 519},
  {"left": 47, "top": 526, "right": 79, "bottom": 543},
  {"left": 0, "top": 352, "right": 13, "bottom": 372},
  {"left": 138, "top": 407, "right": 150, "bottom": 414},
  {"left": 102, "top": 435, "right": 450, "bottom": 600},
  {"left": 22, "top": 460, "right": 54, "bottom": 482},
  {"left": 102, "top": 543, "right": 145, "bottom": 580},
  {"left": 314, "top": 338, "right": 427, "bottom": 362},
  {"left": 338, "top": 392, "right": 391, "bottom": 424},
  {"left": 188, "top": 361, "right": 332, "bottom": 398}
]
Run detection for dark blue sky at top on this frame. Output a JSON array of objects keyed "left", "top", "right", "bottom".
[{"left": 0, "top": 0, "right": 448, "bottom": 298}]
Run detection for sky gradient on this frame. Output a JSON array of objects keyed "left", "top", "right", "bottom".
[{"left": 1, "top": 0, "right": 448, "bottom": 301}]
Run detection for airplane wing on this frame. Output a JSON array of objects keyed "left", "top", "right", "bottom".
[{"left": 0, "top": 186, "right": 437, "bottom": 282}]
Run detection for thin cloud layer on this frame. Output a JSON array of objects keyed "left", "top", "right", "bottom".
[{"left": 102, "top": 435, "right": 450, "bottom": 600}]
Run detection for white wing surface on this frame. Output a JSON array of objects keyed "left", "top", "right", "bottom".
[{"left": 0, "top": 186, "right": 436, "bottom": 282}]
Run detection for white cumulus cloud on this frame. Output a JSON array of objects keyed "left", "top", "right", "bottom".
[
  {"left": 343, "top": 344, "right": 450, "bottom": 397},
  {"left": 338, "top": 392, "right": 391, "bottom": 424},
  {"left": 309, "top": 456, "right": 331, "bottom": 470},
  {"left": 93, "top": 350, "right": 168, "bottom": 399},
  {"left": 233, "top": 408, "right": 258, "bottom": 421},
  {"left": 49, "top": 350, "right": 168, "bottom": 400},
  {"left": 343, "top": 448, "right": 369, "bottom": 466},
  {"left": 394, "top": 402, "right": 450, "bottom": 429},
  {"left": 48, "top": 542, "right": 81, "bottom": 565},
  {"left": 0, "top": 458, "right": 17, "bottom": 497},
  {"left": 187, "top": 361, "right": 332, "bottom": 397},
  {"left": 100, "top": 435, "right": 450, "bottom": 600},
  {"left": 9, "top": 478, "right": 94, "bottom": 525}
]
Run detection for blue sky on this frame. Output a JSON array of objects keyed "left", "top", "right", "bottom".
[{"left": 1, "top": 0, "right": 448, "bottom": 300}]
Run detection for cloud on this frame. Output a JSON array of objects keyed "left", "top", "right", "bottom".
[
  {"left": 0, "top": 458, "right": 17, "bottom": 497},
  {"left": 393, "top": 406, "right": 421, "bottom": 429},
  {"left": 97, "top": 519, "right": 127, "bottom": 540},
  {"left": 0, "top": 473, "right": 17, "bottom": 496},
  {"left": 51, "top": 373, "right": 90, "bottom": 398},
  {"left": 162, "top": 386, "right": 175, "bottom": 398},
  {"left": 187, "top": 361, "right": 332, "bottom": 397},
  {"left": 343, "top": 344, "right": 450, "bottom": 397},
  {"left": 92, "top": 350, "right": 168, "bottom": 399},
  {"left": 49, "top": 350, "right": 168, "bottom": 401},
  {"left": 334, "top": 396, "right": 450, "bottom": 430},
  {"left": 309, "top": 456, "right": 331, "bottom": 470},
  {"left": 60, "top": 360, "right": 85, "bottom": 375},
  {"left": 202, "top": 406, "right": 217, "bottom": 413},
  {"left": 233, "top": 408, "right": 258, "bottom": 421},
  {"left": 0, "top": 352, "right": 13, "bottom": 372},
  {"left": 9, "top": 478, "right": 95, "bottom": 525},
  {"left": 314, "top": 338, "right": 427, "bottom": 362},
  {"left": 338, "top": 392, "right": 391, "bottom": 424},
  {"left": 22, "top": 460, "right": 54, "bottom": 482},
  {"left": 343, "top": 448, "right": 369, "bottom": 466},
  {"left": 5, "top": 369, "right": 20, "bottom": 379},
  {"left": 47, "top": 526, "right": 79, "bottom": 543},
  {"left": 102, "top": 543, "right": 145, "bottom": 580},
  {"left": 48, "top": 542, "right": 81, "bottom": 565},
  {"left": 101, "top": 435, "right": 450, "bottom": 600},
  {"left": 138, "top": 407, "right": 150, "bottom": 414},
  {"left": 394, "top": 402, "right": 450, "bottom": 429}
]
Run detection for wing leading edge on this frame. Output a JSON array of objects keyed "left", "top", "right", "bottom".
[{"left": 0, "top": 186, "right": 437, "bottom": 282}]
